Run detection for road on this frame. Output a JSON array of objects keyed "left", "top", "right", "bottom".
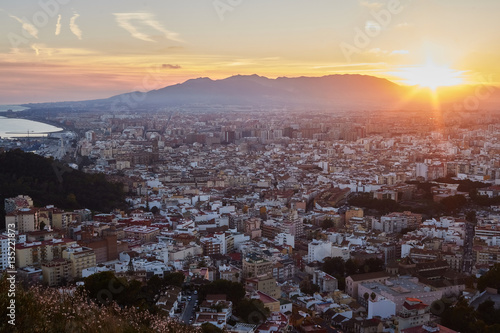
[
  {"left": 462, "top": 222, "right": 475, "bottom": 273},
  {"left": 181, "top": 294, "right": 198, "bottom": 324}
]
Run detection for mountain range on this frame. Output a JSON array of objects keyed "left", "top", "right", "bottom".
[{"left": 22, "top": 74, "right": 500, "bottom": 111}]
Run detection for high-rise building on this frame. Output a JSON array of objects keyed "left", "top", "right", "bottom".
[
  {"left": 280, "top": 210, "right": 303, "bottom": 238},
  {"left": 42, "top": 259, "right": 72, "bottom": 286},
  {"left": 6, "top": 208, "right": 38, "bottom": 233},
  {"left": 242, "top": 253, "right": 273, "bottom": 278},
  {"left": 0, "top": 235, "right": 10, "bottom": 271},
  {"left": 62, "top": 244, "right": 97, "bottom": 279}
]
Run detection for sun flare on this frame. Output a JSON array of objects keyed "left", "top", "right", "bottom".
[{"left": 396, "top": 62, "right": 465, "bottom": 90}]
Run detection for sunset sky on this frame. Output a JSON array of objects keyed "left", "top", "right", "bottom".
[{"left": 1, "top": 0, "right": 499, "bottom": 103}]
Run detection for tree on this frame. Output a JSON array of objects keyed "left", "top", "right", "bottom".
[
  {"left": 440, "top": 195, "right": 467, "bottom": 214},
  {"left": 478, "top": 264, "right": 500, "bottom": 291},
  {"left": 235, "top": 299, "right": 270, "bottom": 324},
  {"left": 201, "top": 323, "right": 223, "bottom": 333},
  {"left": 150, "top": 206, "right": 160, "bottom": 215},
  {"left": 198, "top": 280, "right": 245, "bottom": 307},
  {"left": 323, "top": 257, "right": 345, "bottom": 277},
  {"left": 440, "top": 298, "right": 478, "bottom": 332},
  {"left": 363, "top": 292, "right": 369, "bottom": 303},
  {"left": 300, "top": 279, "right": 320, "bottom": 295},
  {"left": 363, "top": 258, "right": 384, "bottom": 273},
  {"left": 163, "top": 272, "right": 185, "bottom": 287},
  {"left": 477, "top": 299, "right": 499, "bottom": 326},
  {"left": 345, "top": 259, "right": 359, "bottom": 276},
  {"left": 83, "top": 271, "right": 129, "bottom": 306},
  {"left": 370, "top": 292, "right": 376, "bottom": 301},
  {"left": 466, "top": 210, "right": 477, "bottom": 224},
  {"left": 321, "top": 218, "right": 334, "bottom": 230}
]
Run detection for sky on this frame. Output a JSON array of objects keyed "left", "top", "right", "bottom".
[{"left": 1, "top": 0, "right": 499, "bottom": 104}]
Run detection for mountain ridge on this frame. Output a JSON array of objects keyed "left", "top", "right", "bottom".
[{"left": 20, "top": 74, "right": 500, "bottom": 111}]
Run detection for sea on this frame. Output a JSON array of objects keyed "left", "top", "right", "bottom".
[{"left": 0, "top": 105, "right": 30, "bottom": 112}]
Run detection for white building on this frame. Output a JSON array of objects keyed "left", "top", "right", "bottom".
[
  {"left": 275, "top": 233, "right": 295, "bottom": 248},
  {"left": 0, "top": 235, "right": 10, "bottom": 271},
  {"left": 367, "top": 297, "right": 396, "bottom": 319},
  {"left": 331, "top": 246, "right": 350, "bottom": 260},
  {"left": 308, "top": 240, "right": 332, "bottom": 263}
]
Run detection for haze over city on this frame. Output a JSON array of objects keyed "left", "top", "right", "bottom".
[{"left": 2, "top": 2, "right": 500, "bottom": 333}]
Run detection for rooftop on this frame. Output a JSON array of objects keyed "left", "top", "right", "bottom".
[{"left": 360, "top": 277, "right": 433, "bottom": 297}]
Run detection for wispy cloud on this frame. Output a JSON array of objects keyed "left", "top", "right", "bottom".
[
  {"left": 391, "top": 49, "right": 409, "bottom": 55},
  {"left": 31, "top": 44, "right": 40, "bottom": 56},
  {"left": 395, "top": 22, "right": 411, "bottom": 29},
  {"left": 114, "top": 12, "right": 183, "bottom": 43},
  {"left": 367, "top": 48, "right": 410, "bottom": 56},
  {"left": 8, "top": 14, "right": 38, "bottom": 39},
  {"left": 368, "top": 48, "right": 386, "bottom": 55},
  {"left": 69, "top": 13, "right": 82, "bottom": 40},
  {"left": 312, "top": 62, "right": 387, "bottom": 70},
  {"left": 55, "top": 14, "right": 62, "bottom": 36},
  {"left": 360, "top": 1, "right": 384, "bottom": 9},
  {"left": 162, "top": 64, "right": 181, "bottom": 69}
]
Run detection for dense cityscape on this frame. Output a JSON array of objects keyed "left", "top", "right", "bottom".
[
  {"left": 1, "top": 105, "right": 500, "bottom": 332},
  {"left": 2, "top": 1, "right": 500, "bottom": 332}
]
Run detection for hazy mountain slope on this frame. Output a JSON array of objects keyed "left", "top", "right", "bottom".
[{"left": 21, "top": 74, "right": 500, "bottom": 111}]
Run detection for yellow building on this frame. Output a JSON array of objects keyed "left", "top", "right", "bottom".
[
  {"left": 255, "top": 291, "right": 280, "bottom": 312},
  {"left": 62, "top": 245, "right": 97, "bottom": 279},
  {"left": 345, "top": 207, "right": 364, "bottom": 224},
  {"left": 219, "top": 264, "right": 241, "bottom": 283},
  {"left": 6, "top": 208, "right": 38, "bottom": 233},
  {"left": 245, "top": 276, "right": 281, "bottom": 300},
  {"left": 42, "top": 259, "right": 72, "bottom": 286},
  {"left": 242, "top": 254, "right": 273, "bottom": 278},
  {"left": 15, "top": 239, "right": 77, "bottom": 268},
  {"left": 37, "top": 206, "right": 68, "bottom": 229},
  {"left": 123, "top": 226, "right": 160, "bottom": 243}
]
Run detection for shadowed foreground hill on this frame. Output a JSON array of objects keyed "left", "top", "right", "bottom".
[
  {"left": 0, "top": 274, "right": 198, "bottom": 333},
  {"left": 0, "top": 149, "right": 127, "bottom": 227}
]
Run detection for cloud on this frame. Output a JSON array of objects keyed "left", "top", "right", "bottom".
[
  {"left": 8, "top": 14, "right": 38, "bottom": 39},
  {"left": 360, "top": 1, "right": 384, "bottom": 9},
  {"left": 312, "top": 62, "right": 386, "bottom": 70},
  {"left": 391, "top": 50, "right": 409, "bottom": 55},
  {"left": 368, "top": 48, "right": 387, "bottom": 55},
  {"left": 366, "top": 48, "right": 409, "bottom": 56},
  {"left": 162, "top": 64, "right": 181, "bottom": 69},
  {"left": 70, "top": 13, "right": 82, "bottom": 40},
  {"left": 55, "top": 14, "right": 62, "bottom": 36},
  {"left": 114, "top": 12, "right": 183, "bottom": 43},
  {"left": 31, "top": 44, "right": 40, "bottom": 56},
  {"left": 395, "top": 22, "right": 411, "bottom": 29}
]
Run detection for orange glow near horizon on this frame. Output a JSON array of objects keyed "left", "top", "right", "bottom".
[
  {"left": 1, "top": 1, "right": 500, "bottom": 104},
  {"left": 394, "top": 61, "right": 466, "bottom": 91}
]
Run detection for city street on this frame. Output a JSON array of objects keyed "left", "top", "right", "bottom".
[
  {"left": 181, "top": 294, "right": 198, "bottom": 324},
  {"left": 463, "top": 222, "right": 475, "bottom": 273}
]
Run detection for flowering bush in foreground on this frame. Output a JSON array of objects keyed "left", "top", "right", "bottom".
[{"left": 0, "top": 275, "right": 200, "bottom": 333}]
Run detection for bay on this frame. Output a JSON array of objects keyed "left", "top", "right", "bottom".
[{"left": 0, "top": 105, "right": 30, "bottom": 112}]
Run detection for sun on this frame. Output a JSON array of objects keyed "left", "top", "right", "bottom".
[{"left": 396, "top": 61, "right": 465, "bottom": 90}]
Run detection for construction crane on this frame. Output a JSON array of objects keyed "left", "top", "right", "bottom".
[{"left": 5, "top": 130, "right": 40, "bottom": 144}]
